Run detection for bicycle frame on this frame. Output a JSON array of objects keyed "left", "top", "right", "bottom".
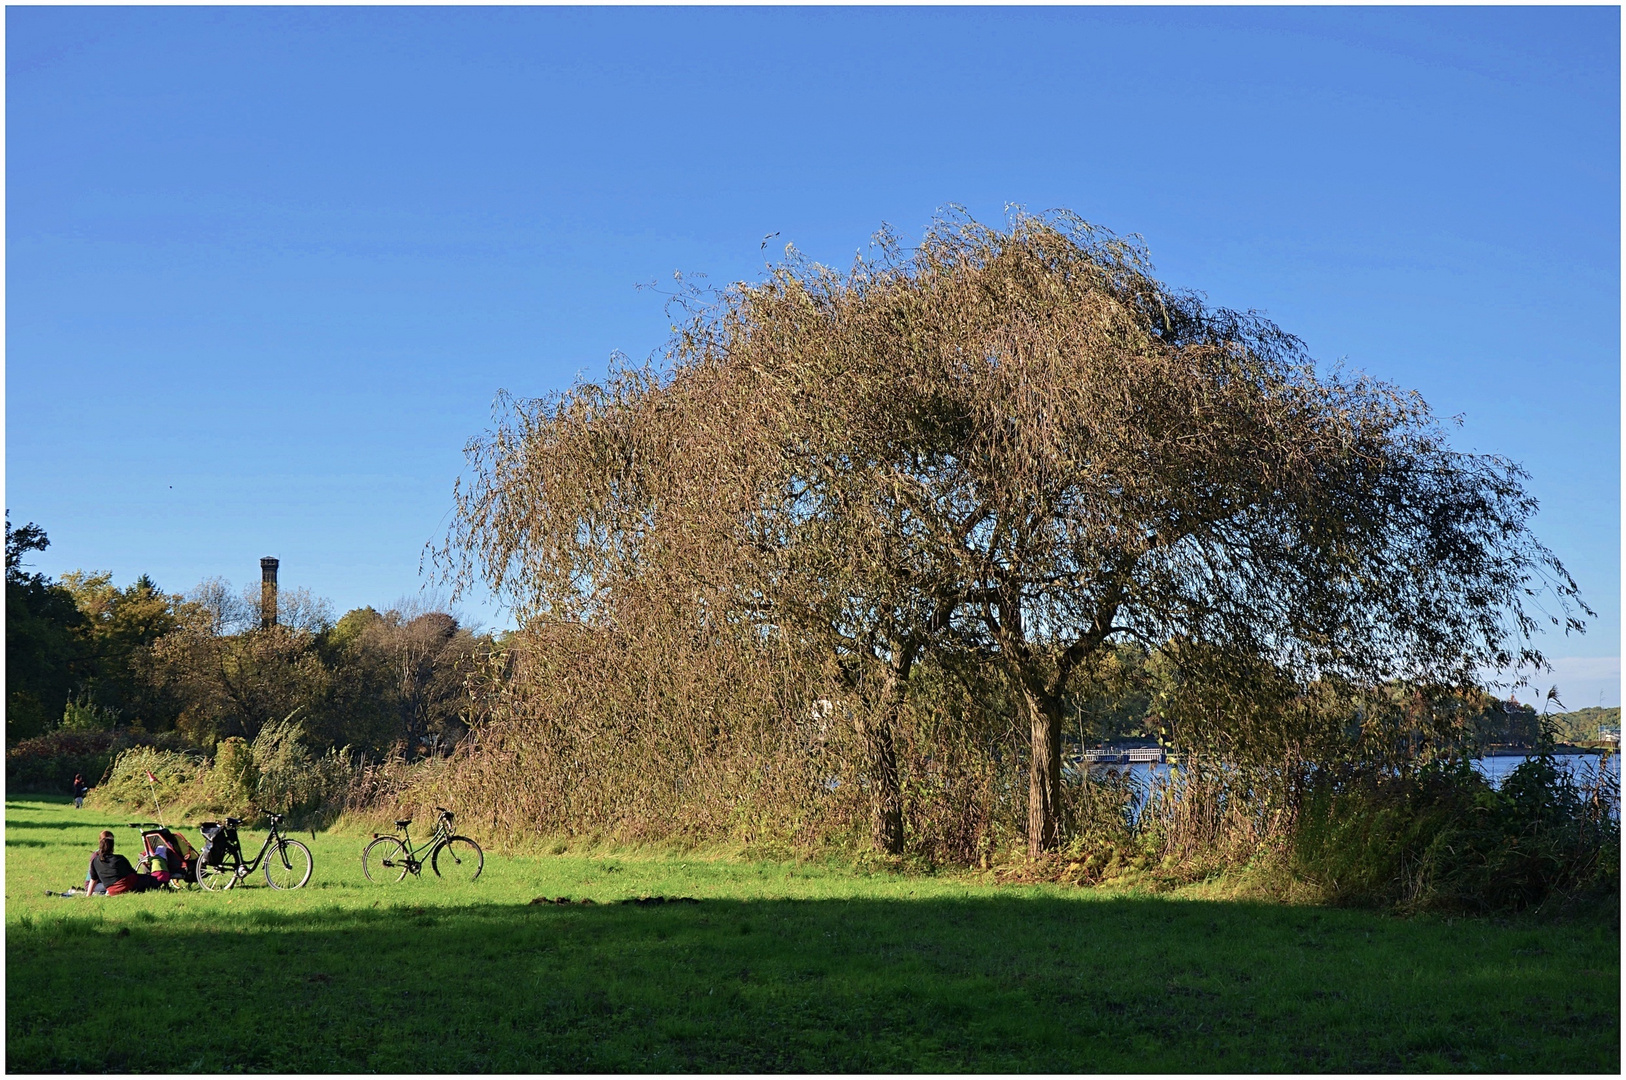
[
  {"left": 216, "top": 815, "right": 297, "bottom": 877},
  {"left": 377, "top": 812, "right": 456, "bottom": 875}
]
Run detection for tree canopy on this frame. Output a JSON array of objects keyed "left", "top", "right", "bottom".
[
  {"left": 6, "top": 514, "right": 87, "bottom": 742},
  {"left": 445, "top": 210, "right": 1589, "bottom": 855}
]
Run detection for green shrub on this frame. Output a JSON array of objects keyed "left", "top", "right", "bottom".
[
  {"left": 87, "top": 745, "right": 208, "bottom": 819},
  {"left": 4, "top": 729, "right": 189, "bottom": 794},
  {"left": 7, "top": 730, "right": 119, "bottom": 793},
  {"left": 204, "top": 736, "right": 256, "bottom": 810},
  {"left": 59, "top": 698, "right": 120, "bottom": 733},
  {"left": 247, "top": 719, "right": 352, "bottom": 824},
  {"left": 88, "top": 722, "right": 356, "bottom": 827},
  {"left": 1293, "top": 754, "right": 1620, "bottom": 913}
]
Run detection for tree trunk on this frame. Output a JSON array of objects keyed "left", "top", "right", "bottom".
[
  {"left": 851, "top": 658, "right": 911, "bottom": 856},
  {"left": 1025, "top": 687, "right": 1064, "bottom": 857},
  {"left": 865, "top": 719, "right": 905, "bottom": 855}
]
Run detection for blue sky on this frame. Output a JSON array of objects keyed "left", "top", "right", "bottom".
[{"left": 7, "top": 6, "right": 1619, "bottom": 706}]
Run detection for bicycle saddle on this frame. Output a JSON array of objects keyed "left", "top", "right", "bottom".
[{"left": 395, "top": 819, "right": 412, "bottom": 828}]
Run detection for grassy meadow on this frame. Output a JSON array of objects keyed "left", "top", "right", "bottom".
[{"left": 6, "top": 796, "right": 1618, "bottom": 1072}]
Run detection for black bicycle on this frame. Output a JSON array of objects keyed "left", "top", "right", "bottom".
[
  {"left": 196, "top": 813, "right": 314, "bottom": 891},
  {"left": 362, "top": 806, "right": 483, "bottom": 884}
]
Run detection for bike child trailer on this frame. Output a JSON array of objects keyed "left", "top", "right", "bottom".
[{"left": 126, "top": 822, "right": 200, "bottom": 889}]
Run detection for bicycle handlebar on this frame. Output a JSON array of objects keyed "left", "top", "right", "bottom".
[{"left": 217, "top": 814, "right": 284, "bottom": 828}]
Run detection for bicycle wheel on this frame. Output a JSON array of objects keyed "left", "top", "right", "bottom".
[
  {"left": 432, "top": 836, "right": 483, "bottom": 883},
  {"left": 265, "top": 839, "right": 313, "bottom": 890},
  {"left": 363, "top": 836, "right": 409, "bottom": 884},
  {"left": 197, "top": 853, "right": 241, "bottom": 891}
]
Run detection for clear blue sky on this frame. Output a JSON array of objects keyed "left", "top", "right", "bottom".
[{"left": 7, "top": 6, "right": 1619, "bottom": 706}]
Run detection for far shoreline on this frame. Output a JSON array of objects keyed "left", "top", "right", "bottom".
[{"left": 1480, "top": 743, "right": 1617, "bottom": 757}]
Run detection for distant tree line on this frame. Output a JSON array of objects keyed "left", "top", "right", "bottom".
[
  {"left": 1057, "top": 644, "right": 1600, "bottom": 751},
  {"left": 6, "top": 513, "right": 495, "bottom": 769},
  {"left": 1544, "top": 705, "right": 1622, "bottom": 746}
]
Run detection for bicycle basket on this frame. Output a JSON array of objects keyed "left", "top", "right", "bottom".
[{"left": 198, "top": 822, "right": 236, "bottom": 867}]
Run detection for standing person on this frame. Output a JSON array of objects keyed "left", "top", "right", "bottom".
[
  {"left": 71, "top": 773, "right": 88, "bottom": 809},
  {"left": 84, "top": 831, "right": 157, "bottom": 895}
]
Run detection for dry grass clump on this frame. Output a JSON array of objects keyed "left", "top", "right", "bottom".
[{"left": 370, "top": 624, "right": 1043, "bottom": 864}]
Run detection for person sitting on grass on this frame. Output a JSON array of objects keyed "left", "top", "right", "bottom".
[{"left": 85, "top": 830, "right": 160, "bottom": 895}]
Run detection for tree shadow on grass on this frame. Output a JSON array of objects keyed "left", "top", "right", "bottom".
[
  {"left": 5, "top": 796, "right": 74, "bottom": 809},
  {"left": 8, "top": 894, "right": 1617, "bottom": 1073},
  {"left": 3, "top": 816, "right": 113, "bottom": 831}
]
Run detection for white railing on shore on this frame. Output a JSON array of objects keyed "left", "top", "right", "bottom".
[{"left": 1076, "top": 747, "right": 1166, "bottom": 765}]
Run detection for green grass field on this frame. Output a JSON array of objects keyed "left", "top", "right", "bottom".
[{"left": 6, "top": 796, "right": 1618, "bottom": 1072}]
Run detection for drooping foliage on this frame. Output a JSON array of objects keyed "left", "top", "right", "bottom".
[{"left": 441, "top": 209, "right": 1589, "bottom": 861}]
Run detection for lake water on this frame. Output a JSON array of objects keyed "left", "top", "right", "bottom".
[
  {"left": 1079, "top": 751, "right": 1620, "bottom": 822},
  {"left": 1471, "top": 751, "right": 1620, "bottom": 790}
]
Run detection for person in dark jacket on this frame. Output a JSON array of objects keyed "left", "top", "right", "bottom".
[
  {"left": 72, "top": 773, "right": 88, "bottom": 809},
  {"left": 85, "top": 831, "right": 158, "bottom": 895}
]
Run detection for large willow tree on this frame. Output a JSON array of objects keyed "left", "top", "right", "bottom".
[{"left": 446, "top": 209, "right": 1587, "bottom": 857}]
